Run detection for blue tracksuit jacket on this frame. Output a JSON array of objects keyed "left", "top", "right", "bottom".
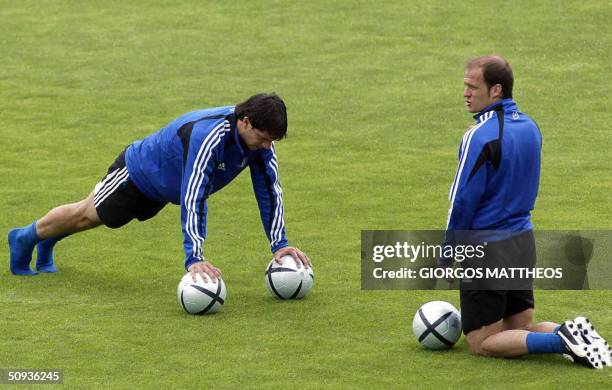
[
  {"left": 124, "top": 106, "right": 288, "bottom": 270},
  {"left": 445, "top": 99, "right": 542, "bottom": 243}
]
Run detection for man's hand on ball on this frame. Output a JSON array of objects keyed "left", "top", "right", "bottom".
[
  {"left": 274, "top": 246, "right": 311, "bottom": 268},
  {"left": 188, "top": 260, "right": 222, "bottom": 282}
]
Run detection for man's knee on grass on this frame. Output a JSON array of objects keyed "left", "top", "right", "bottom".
[
  {"left": 466, "top": 337, "right": 493, "bottom": 356},
  {"left": 465, "top": 322, "right": 504, "bottom": 357}
]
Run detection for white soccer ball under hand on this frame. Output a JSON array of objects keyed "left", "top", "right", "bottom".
[
  {"left": 264, "top": 255, "right": 314, "bottom": 299},
  {"left": 412, "top": 301, "right": 462, "bottom": 349},
  {"left": 177, "top": 272, "right": 227, "bottom": 314}
]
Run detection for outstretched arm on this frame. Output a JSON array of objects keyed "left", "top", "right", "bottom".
[
  {"left": 180, "top": 119, "right": 229, "bottom": 281},
  {"left": 249, "top": 146, "right": 311, "bottom": 268}
]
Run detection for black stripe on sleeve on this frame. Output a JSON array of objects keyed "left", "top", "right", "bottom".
[
  {"left": 177, "top": 122, "right": 195, "bottom": 169},
  {"left": 467, "top": 108, "right": 504, "bottom": 181},
  {"left": 177, "top": 114, "right": 228, "bottom": 169}
]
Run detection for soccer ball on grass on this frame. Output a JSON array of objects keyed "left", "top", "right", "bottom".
[
  {"left": 412, "top": 301, "right": 462, "bottom": 349},
  {"left": 264, "top": 255, "right": 314, "bottom": 299},
  {"left": 177, "top": 272, "right": 227, "bottom": 315}
]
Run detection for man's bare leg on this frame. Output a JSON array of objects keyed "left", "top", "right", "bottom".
[
  {"left": 466, "top": 309, "right": 560, "bottom": 358},
  {"left": 464, "top": 307, "right": 609, "bottom": 368},
  {"left": 36, "top": 192, "right": 102, "bottom": 238}
]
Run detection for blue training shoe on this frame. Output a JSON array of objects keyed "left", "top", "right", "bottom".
[
  {"left": 8, "top": 228, "right": 38, "bottom": 276},
  {"left": 36, "top": 239, "right": 58, "bottom": 273}
]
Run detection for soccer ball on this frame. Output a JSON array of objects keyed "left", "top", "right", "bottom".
[
  {"left": 177, "top": 272, "right": 227, "bottom": 315},
  {"left": 412, "top": 301, "right": 462, "bottom": 349},
  {"left": 264, "top": 255, "right": 314, "bottom": 299}
]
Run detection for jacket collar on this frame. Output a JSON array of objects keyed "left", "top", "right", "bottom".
[
  {"left": 226, "top": 113, "right": 249, "bottom": 157},
  {"left": 473, "top": 98, "right": 517, "bottom": 122}
]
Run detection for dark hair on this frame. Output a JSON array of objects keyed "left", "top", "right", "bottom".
[
  {"left": 235, "top": 93, "right": 287, "bottom": 140},
  {"left": 466, "top": 55, "right": 514, "bottom": 99}
]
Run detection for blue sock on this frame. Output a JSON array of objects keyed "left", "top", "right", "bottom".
[
  {"left": 526, "top": 332, "right": 564, "bottom": 354},
  {"left": 8, "top": 221, "right": 42, "bottom": 275},
  {"left": 36, "top": 234, "right": 69, "bottom": 272},
  {"left": 20, "top": 221, "right": 41, "bottom": 246}
]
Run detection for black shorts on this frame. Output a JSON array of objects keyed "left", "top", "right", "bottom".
[
  {"left": 459, "top": 230, "right": 536, "bottom": 334},
  {"left": 460, "top": 289, "right": 534, "bottom": 334},
  {"left": 93, "top": 149, "right": 166, "bottom": 229}
]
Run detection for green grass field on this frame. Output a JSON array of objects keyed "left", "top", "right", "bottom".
[{"left": 1, "top": 0, "right": 611, "bottom": 388}]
